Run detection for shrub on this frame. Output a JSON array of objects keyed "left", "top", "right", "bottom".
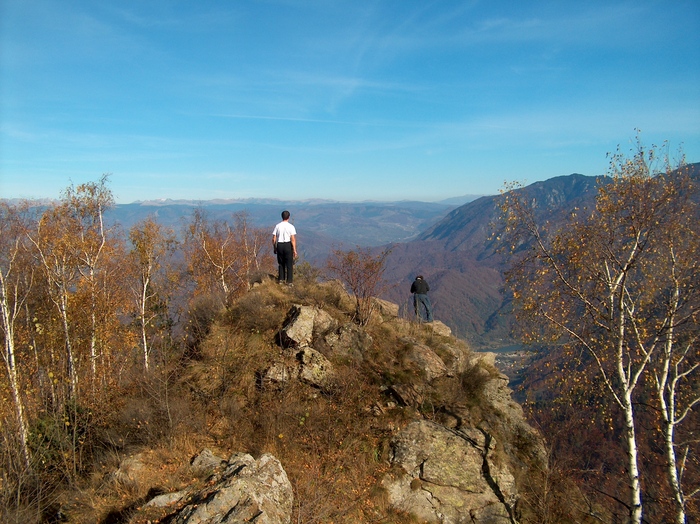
[{"left": 184, "top": 293, "right": 225, "bottom": 357}]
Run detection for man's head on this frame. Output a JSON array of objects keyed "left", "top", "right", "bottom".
[
  {"left": 281, "top": 210, "right": 290, "bottom": 220},
  {"left": 416, "top": 275, "right": 423, "bottom": 280}
]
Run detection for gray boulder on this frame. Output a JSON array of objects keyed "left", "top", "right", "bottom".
[
  {"left": 166, "top": 452, "right": 293, "bottom": 524},
  {"left": 145, "top": 490, "right": 187, "bottom": 508},
  {"left": 296, "top": 346, "right": 336, "bottom": 390},
  {"left": 279, "top": 305, "right": 336, "bottom": 348},
  {"left": 382, "top": 420, "right": 518, "bottom": 524},
  {"left": 372, "top": 297, "right": 400, "bottom": 318},
  {"left": 259, "top": 346, "right": 336, "bottom": 392},
  {"left": 259, "top": 362, "right": 292, "bottom": 388},
  {"left": 427, "top": 320, "right": 452, "bottom": 337},
  {"left": 402, "top": 339, "right": 448, "bottom": 382},
  {"left": 322, "top": 322, "right": 373, "bottom": 361},
  {"left": 190, "top": 448, "right": 225, "bottom": 475}
]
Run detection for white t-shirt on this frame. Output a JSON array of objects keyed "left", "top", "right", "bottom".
[{"left": 273, "top": 221, "right": 296, "bottom": 243}]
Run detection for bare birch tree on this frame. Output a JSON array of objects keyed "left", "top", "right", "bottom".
[
  {"left": 500, "top": 139, "right": 698, "bottom": 524},
  {"left": 128, "top": 216, "right": 177, "bottom": 371},
  {"left": 0, "top": 202, "right": 34, "bottom": 470},
  {"left": 63, "top": 175, "right": 114, "bottom": 383},
  {"left": 326, "top": 246, "right": 392, "bottom": 326}
]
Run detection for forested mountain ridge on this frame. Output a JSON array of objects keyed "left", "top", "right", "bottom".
[
  {"left": 417, "top": 173, "right": 605, "bottom": 251},
  {"left": 381, "top": 164, "right": 700, "bottom": 348},
  {"left": 380, "top": 173, "right": 609, "bottom": 347}
]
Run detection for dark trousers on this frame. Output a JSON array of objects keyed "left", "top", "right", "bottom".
[
  {"left": 413, "top": 293, "right": 433, "bottom": 322},
  {"left": 276, "top": 242, "right": 293, "bottom": 283}
]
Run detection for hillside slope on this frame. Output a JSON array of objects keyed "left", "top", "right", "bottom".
[
  {"left": 380, "top": 173, "right": 609, "bottom": 348},
  {"left": 40, "top": 278, "right": 564, "bottom": 524},
  {"left": 381, "top": 162, "right": 699, "bottom": 349}
]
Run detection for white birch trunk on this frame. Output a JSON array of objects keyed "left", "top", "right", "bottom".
[
  {"left": 58, "top": 287, "right": 77, "bottom": 401},
  {"left": 0, "top": 273, "right": 31, "bottom": 469},
  {"left": 140, "top": 273, "right": 150, "bottom": 371},
  {"left": 622, "top": 388, "right": 643, "bottom": 524}
]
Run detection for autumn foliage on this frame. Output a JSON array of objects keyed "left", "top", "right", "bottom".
[
  {"left": 0, "top": 180, "right": 274, "bottom": 522},
  {"left": 501, "top": 139, "right": 700, "bottom": 523}
]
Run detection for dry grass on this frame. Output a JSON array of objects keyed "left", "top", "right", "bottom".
[{"left": 3, "top": 278, "right": 544, "bottom": 523}]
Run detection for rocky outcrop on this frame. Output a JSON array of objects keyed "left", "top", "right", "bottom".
[
  {"left": 435, "top": 340, "right": 469, "bottom": 376},
  {"left": 372, "top": 297, "right": 400, "bottom": 318},
  {"left": 268, "top": 301, "right": 545, "bottom": 522},
  {"left": 279, "top": 304, "right": 336, "bottom": 348},
  {"left": 382, "top": 420, "right": 517, "bottom": 524},
  {"left": 141, "top": 451, "right": 293, "bottom": 524},
  {"left": 265, "top": 305, "right": 339, "bottom": 391},
  {"left": 322, "top": 321, "right": 373, "bottom": 361},
  {"left": 125, "top": 295, "right": 544, "bottom": 524},
  {"left": 462, "top": 352, "right": 548, "bottom": 469},
  {"left": 402, "top": 339, "right": 448, "bottom": 381},
  {"left": 429, "top": 320, "right": 452, "bottom": 337}
]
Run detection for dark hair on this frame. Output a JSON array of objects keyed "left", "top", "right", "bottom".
[
  {"left": 416, "top": 275, "right": 423, "bottom": 280},
  {"left": 281, "top": 210, "right": 290, "bottom": 220}
]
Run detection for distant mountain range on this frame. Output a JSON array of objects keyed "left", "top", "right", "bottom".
[
  {"left": 104, "top": 198, "right": 480, "bottom": 261},
  {"left": 7, "top": 167, "right": 697, "bottom": 351}
]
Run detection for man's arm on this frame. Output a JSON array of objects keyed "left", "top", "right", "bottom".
[
  {"left": 291, "top": 234, "right": 297, "bottom": 257},
  {"left": 272, "top": 234, "right": 277, "bottom": 253}
]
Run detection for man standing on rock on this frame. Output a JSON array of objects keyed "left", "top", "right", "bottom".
[
  {"left": 410, "top": 275, "right": 433, "bottom": 322},
  {"left": 272, "top": 210, "right": 297, "bottom": 285}
]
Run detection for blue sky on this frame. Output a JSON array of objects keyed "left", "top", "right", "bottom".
[{"left": 1, "top": 1, "right": 699, "bottom": 203}]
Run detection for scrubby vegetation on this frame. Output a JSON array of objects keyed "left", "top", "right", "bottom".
[{"left": 2, "top": 262, "right": 542, "bottom": 523}]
